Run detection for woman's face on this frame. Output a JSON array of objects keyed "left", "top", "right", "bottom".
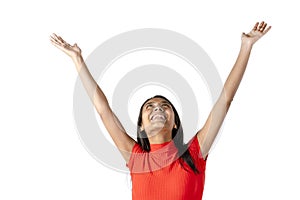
[{"left": 140, "top": 97, "right": 176, "bottom": 138}]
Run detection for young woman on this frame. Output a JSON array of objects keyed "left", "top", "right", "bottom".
[{"left": 50, "top": 21, "right": 271, "bottom": 199}]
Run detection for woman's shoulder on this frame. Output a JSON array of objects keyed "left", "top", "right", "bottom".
[{"left": 187, "top": 135, "right": 208, "bottom": 162}]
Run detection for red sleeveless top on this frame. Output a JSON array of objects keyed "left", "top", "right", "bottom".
[{"left": 127, "top": 136, "right": 207, "bottom": 200}]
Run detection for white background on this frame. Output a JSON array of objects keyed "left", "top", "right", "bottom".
[{"left": 1, "top": 0, "right": 299, "bottom": 199}]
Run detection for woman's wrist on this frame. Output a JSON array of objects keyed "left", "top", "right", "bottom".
[
  {"left": 240, "top": 40, "right": 253, "bottom": 51},
  {"left": 72, "top": 54, "right": 84, "bottom": 65}
]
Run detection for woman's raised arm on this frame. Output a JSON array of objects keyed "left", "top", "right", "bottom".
[
  {"left": 50, "top": 34, "right": 136, "bottom": 163},
  {"left": 196, "top": 22, "right": 271, "bottom": 159}
]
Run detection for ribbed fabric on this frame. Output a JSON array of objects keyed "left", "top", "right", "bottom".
[{"left": 127, "top": 136, "right": 207, "bottom": 200}]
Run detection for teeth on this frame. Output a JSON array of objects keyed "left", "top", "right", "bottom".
[{"left": 151, "top": 114, "right": 166, "bottom": 121}]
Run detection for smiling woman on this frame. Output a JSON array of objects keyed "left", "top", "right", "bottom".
[
  {"left": 140, "top": 97, "right": 175, "bottom": 143},
  {"left": 129, "top": 95, "right": 205, "bottom": 199},
  {"left": 50, "top": 21, "right": 271, "bottom": 200}
]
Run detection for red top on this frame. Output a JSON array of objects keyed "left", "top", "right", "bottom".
[{"left": 127, "top": 136, "right": 207, "bottom": 200}]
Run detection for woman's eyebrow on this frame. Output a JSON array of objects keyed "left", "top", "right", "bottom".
[
  {"left": 144, "top": 100, "right": 170, "bottom": 107},
  {"left": 144, "top": 101, "right": 154, "bottom": 107}
]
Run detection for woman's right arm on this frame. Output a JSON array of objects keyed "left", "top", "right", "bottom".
[{"left": 50, "top": 34, "right": 136, "bottom": 163}]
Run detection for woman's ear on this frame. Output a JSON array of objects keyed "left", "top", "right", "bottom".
[{"left": 174, "top": 124, "right": 177, "bottom": 129}]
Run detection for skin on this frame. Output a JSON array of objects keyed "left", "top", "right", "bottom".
[
  {"left": 50, "top": 21, "right": 271, "bottom": 163},
  {"left": 140, "top": 97, "right": 176, "bottom": 144}
]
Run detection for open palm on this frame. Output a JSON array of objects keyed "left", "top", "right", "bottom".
[
  {"left": 242, "top": 21, "right": 271, "bottom": 45},
  {"left": 50, "top": 33, "right": 82, "bottom": 59}
]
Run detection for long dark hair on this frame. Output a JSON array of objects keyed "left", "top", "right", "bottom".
[{"left": 137, "top": 95, "right": 199, "bottom": 174}]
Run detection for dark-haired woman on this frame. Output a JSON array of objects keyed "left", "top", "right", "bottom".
[{"left": 50, "top": 21, "right": 271, "bottom": 199}]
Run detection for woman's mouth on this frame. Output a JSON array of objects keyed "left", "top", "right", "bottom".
[{"left": 150, "top": 113, "right": 166, "bottom": 121}]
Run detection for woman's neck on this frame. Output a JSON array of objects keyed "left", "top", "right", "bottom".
[{"left": 148, "top": 132, "right": 172, "bottom": 144}]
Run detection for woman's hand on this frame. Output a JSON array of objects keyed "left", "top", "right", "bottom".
[
  {"left": 50, "top": 33, "right": 82, "bottom": 60},
  {"left": 241, "top": 21, "right": 271, "bottom": 46}
]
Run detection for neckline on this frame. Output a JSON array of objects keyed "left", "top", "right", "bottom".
[{"left": 150, "top": 140, "right": 173, "bottom": 151}]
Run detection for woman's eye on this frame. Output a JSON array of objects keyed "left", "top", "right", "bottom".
[{"left": 146, "top": 104, "right": 152, "bottom": 109}]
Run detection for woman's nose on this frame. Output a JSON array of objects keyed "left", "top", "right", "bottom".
[{"left": 154, "top": 105, "right": 163, "bottom": 112}]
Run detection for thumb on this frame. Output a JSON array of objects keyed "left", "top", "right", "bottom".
[{"left": 241, "top": 32, "right": 248, "bottom": 38}]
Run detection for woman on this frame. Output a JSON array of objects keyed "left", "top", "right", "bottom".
[{"left": 50, "top": 21, "right": 271, "bottom": 199}]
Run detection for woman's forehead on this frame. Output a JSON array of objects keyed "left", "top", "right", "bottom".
[{"left": 144, "top": 97, "right": 170, "bottom": 105}]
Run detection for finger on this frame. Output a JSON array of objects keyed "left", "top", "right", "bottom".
[
  {"left": 262, "top": 26, "right": 272, "bottom": 35},
  {"left": 50, "top": 38, "right": 61, "bottom": 48},
  {"left": 56, "top": 35, "right": 66, "bottom": 44},
  {"left": 60, "top": 38, "right": 71, "bottom": 47},
  {"left": 258, "top": 21, "right": 267, "bottom": 32},
  {"left": 51, "top": 39, "right": 69, "bottom": 52},
  {"left": 258, "top": 21, "right": 265, "bottom": 29},
  {"left": 261, "top": 23, "right": 268, "bottom": 32},
  {"left": 52, "top": 33, "right": 58, "bottom": 38},
  {"left": 50, "top": 34, "right": 57, "bottom": 42},
  {"left": 252, "top": 22, "right": 259, "bottom": 31},
  {"left": 50, "top": 37, "right": 62, "bottom": 47},
  {"left": 57, "top": 36, "right": 70, "bottom": 46},
  {"left": 52, "top": 33, "right": 62, "bottom": 43},
  {"left": 50, "top": 35, "right": 59, "bottom": 44},
  {"left": 50, "top": 35, "right": 68, "bottom": 47},
  {"left": 50, "top": 34, "right": 59, "bottom": 42},
  {"left": 52, "top": 33, "right": 59, "bottom": 38},
  {"left": 50, "top": 34, "right": 63, "bottom": 45}
]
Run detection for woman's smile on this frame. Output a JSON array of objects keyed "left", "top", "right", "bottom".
[{"left": 150, "top": 112, "right": 167, "bottom": 122}]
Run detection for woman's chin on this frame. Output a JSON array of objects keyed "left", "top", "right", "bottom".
[
  {"left": 146, "top": 123, "right": 166, "bottom": 135},
  {"left": 151, "top": 121, "right": 166, "bottom": 128}
]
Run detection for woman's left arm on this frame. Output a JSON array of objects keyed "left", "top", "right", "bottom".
[{"left": 197, "top": 21, "right": 271, "bottom": 159}]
